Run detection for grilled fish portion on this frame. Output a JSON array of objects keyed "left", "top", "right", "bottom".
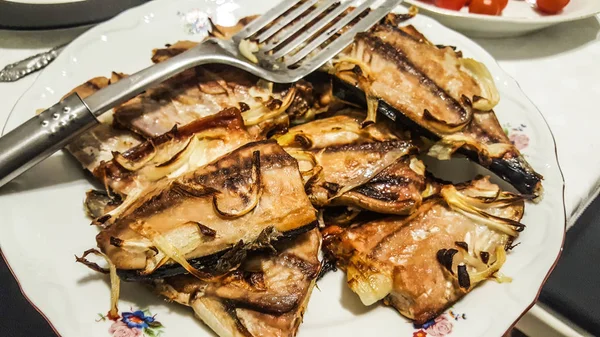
[
  {"left": 97, "top": 140, "right": 317, "bottom": 279},
  {"left": 94, "top": 107, "right": 252, "bottom": 198},
  {"left": 152, "top": 228, "right": 321, "bottom": 337},
  {"left": 63, "top": 74, "right": 144, "bottom": 173},
  {"left": 329, "top": 21, "right": 542, "bottom": 196},
  {"left": 276, "top": 113, "right": 429, "bottom": 215},
  {"left": 113, "top": 42, "right": 332, "bottom": 139},
  {"left": 323, "top": 177, "right": 525, "bottom": 323}
]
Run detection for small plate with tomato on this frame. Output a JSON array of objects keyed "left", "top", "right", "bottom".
[{"left": 404, "top": 0, "right": 600, "bottom": 37}]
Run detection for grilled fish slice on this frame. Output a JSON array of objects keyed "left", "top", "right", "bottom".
[
  {"left": 323, "top": 177, "right": 525, "bottom": 324},
  {"left": 93, "top": 107, "right": 253, "bottom": 198},
  {"left": 96, "top": 140, "right": 317, "bottom": 279},
  {"left": 276, "top": 113, "right": 430, "bottom": 215},
  {"left": 152, "top": 228, "right": 321, "bottom": 337},
  {"left": 113, "top": 42, "right": 332, "bottom": 139},
  {"left": 328, "top": 20, "right": 542, "bottom": 196},
  {"left": 63, "top": 74, "right": 144, "bottom": 173}
]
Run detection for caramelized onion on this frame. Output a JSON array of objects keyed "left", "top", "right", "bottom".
[
  {"left": 75, "top": 249, "right": 120, "bottom": 320},
  {"left": 459, "top": 58, "right": 500, "bottom": 111},
  {"left": 130, "top": 221, "right": 214, "bottom": 281}
]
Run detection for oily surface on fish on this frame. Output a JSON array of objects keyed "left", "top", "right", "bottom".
[
  {"left": 152, "top": 229, "right": 321, "bottom": 337},
  {"left": 323, "top": 177, "right": 525, "bottom": 323},
  {"left": 329, "top": 18, "right": 542, "bottom": 196},
  {"left": 97, "top": 140, "right": 317, "bottom": 275}
]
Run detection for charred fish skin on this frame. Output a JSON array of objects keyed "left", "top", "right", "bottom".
[
  {"left": 327, "top": 19, "right": 543, "bottom": 196},
  {"left": 97, "top": 139, "right": 318, "bottom": 278},
  {"left": 323, "top": 177, "right": 524, "bottom": 324},
  {"left": 151, "top": 229, "right": 322, "bottom": 337}
]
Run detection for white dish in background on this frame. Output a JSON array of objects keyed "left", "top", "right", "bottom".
[
  {"left": 0, "top": 0, "right": 565, "bottom": 336},
  {"left": 404, "top": 0, "right": 600, "bottom": 38}
]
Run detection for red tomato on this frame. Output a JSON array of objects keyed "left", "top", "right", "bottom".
[
  {"left": 498, "top": 0, "right": 508, "bottom": 10},
  {"left": 468, "top": 0, "right": 502, "bottom": 15},
  {"left": 435, "top": 0, "right": 469, "bottom": 11},
  {"left": 536, "top": 0, "right": 570, "bottom": 14}
]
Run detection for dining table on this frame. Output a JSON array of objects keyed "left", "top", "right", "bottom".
[{"left": 0, "top": 10, "right": 599, "bottom": 337}]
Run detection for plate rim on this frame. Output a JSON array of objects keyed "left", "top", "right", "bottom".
[
  {"left": 404, "top": 0, "right": 600, "bottom": 24},
  {"left": 0, "top": 0, "right": 568, "bottom": 335}
]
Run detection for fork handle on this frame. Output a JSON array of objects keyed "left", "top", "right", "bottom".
[{"left": 0, "top": 93, "right": 97, "bottom": 188}]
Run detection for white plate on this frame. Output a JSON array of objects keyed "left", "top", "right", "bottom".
[
  {"left": 404, "top": 0, "right": 600, "bottom": 38},
  {"left": 0, "top": 1, "right": 566, "bottom": 337}
]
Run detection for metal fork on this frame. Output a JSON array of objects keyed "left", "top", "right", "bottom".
[{"left": 0, "top": 0, "right": 401, "bottom": 188}]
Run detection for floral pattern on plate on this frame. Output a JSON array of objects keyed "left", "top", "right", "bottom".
[
  {"left": 503, "top": 123, "right": 530, "bottom": 151},
  {"left": 98, "top": 309, "right": 165, "bottom": 337},
  {"left": 412, "top": 310, "right": 466, "bottom": 337}
]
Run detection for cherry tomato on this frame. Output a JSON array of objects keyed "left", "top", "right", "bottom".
[
  {"left": 536, "top": 0, "right": 570, "bottom": 14},
  {"left": 468, "top": 0, "right": 502, "bottom": 15},
  {"left": 498, "top": 0, "right": 508, "bottom": 10},
  {"left": 435, "top": 0, "right": 469, "bottom": 11}
]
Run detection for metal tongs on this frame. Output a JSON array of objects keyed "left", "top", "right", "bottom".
[{"left": 0, "top": 0, "right": 401, "bottom": 187}]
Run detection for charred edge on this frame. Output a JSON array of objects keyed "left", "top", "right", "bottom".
[
  {"left": 436, "top": 248, "right": 458, "bottom": 275},
  {"left": 294, "top": 134, "right": 313, "bottom": 149},
  {"left": 317, "top": 252, "right": 338, "bottom": 281},
  {"left": 350, "top": 184, "right": 403, "bottom": 202},
  {"left": 354, "top": 32, "right": 469, "bottom": 122},
  {"left": 282, "top": 253, "right": 320, "bottom": 279},
  {"left": 195, "top": 222, "right": 217, "bottom": 237},
  {"left": 238, "top": 101, "right": 250, "bottom": 112},
  {"left": 94, "top": 214, "right": 111, "bottom": 225},
  {"left": 110, "top": 236, "right": 124, "bottom": 247},
  {"left": 226, "top": 295, "right": 300, "bottom": 315},
  {"left": 480, "top": 251, "right": 490, "bottom": 264},
  {"left": 318, "top": 139, "right": 416, "bottom": 154},
  {"left": 118, "top": 107, "right": 244, "bottom": 162},
  {"left": 116, "top": 222, "right": 317, "bottom": 281},
  {"left": 505, "top": 241, "right": 521, "bottom": 251},
  {"left": 489, "top": 157, "right": 543, "bottom": 196},
  {"left": 245, "top": 272, "right": 266, "bottom": 290},
  {"left": 457, "top": 264, "right": 470, "bottom": 289},
  {"left": 455, "top": 241, "right": 468, "bottom": 251}
]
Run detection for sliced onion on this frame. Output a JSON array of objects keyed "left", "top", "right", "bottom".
[
  {"left": 459, "top": 58, "right": 500, "bottom": 111},
  {"left": 243, "top": 87, "right": 296, "bottom": 126},
  {"left": 112, "top": 142, "right": 157, "bottom": 171},
  {"left": 130, "top": 221, "right": 214, "bottom": 280},
  {"left": 347, "top": 255, "right": 393, "bottom": 306},
  {"left": 144, "top": 135, "right": 202, "bottom": 181},
  {"left": 428, "top": 134, "right": 514, "bottom": 161},
  {"left": 75, "top": 249, "right": 121, "bottom": 320},
  {"left": 409, "top": 157, "right": 425, "bottom": 176},
  {"left": 239, "top": 39, "right": 259, "bottom": 64}
]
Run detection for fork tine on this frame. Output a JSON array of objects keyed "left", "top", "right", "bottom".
[
  {"left": 254, "top": 0, "right": 320, "bottom": 43},
  {"left": 283, "top": 0, "right": 377, "bottom": 66},
  {"left": 286, "top": 0, "right": 401, "bottom": 70},
  {"left": 233, "top": 0, "right": 302, "bottom": 40},
  {"left": 267, "top": 0, "right": 352, "bottom": 58},
  {"left": 261, "top": 0, "right": 341, "bottom": 53}
]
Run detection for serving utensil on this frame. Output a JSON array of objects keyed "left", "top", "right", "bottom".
[{"left": 0, "top": 0, "right": 402, "bottom": 188}]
